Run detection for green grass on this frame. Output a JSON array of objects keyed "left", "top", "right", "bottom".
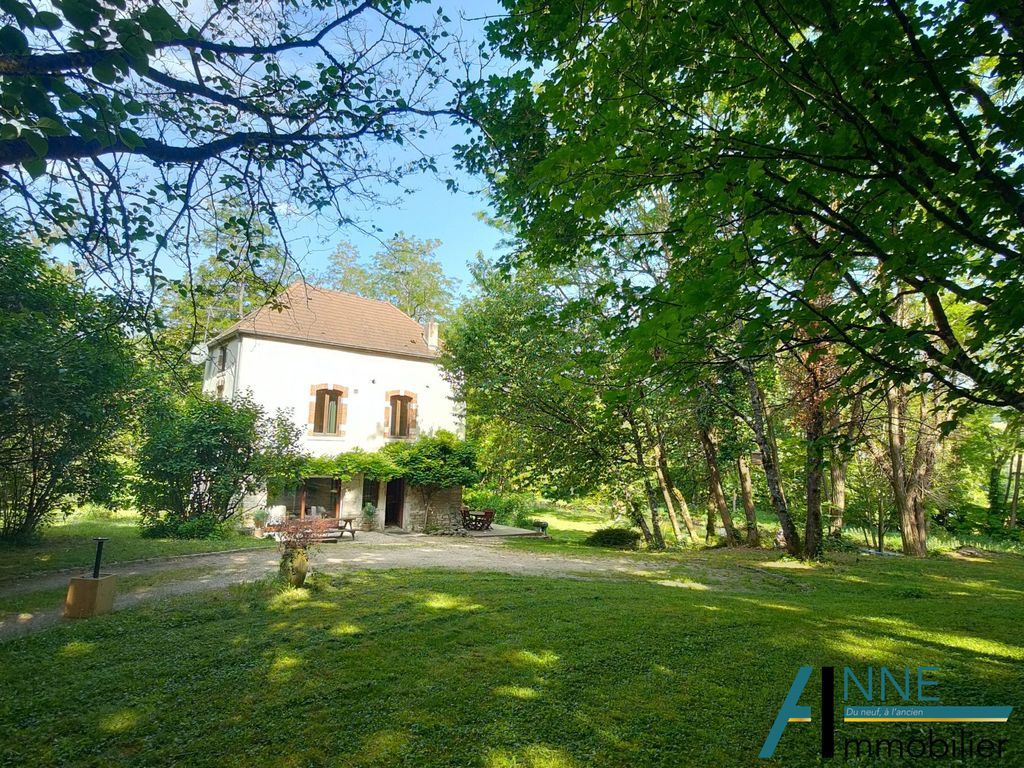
[
  {"left": 1, "top": 549, "right": 1022, "bottom": 767},
  {"left": 508, "top": 503, "right": 1024, "bottom": 560},
  {"left": 0, "top": 509, "right": 273, "bottom": 580},
  {"left": 0, "top": 566, "right": 213, "bottom": 619}
]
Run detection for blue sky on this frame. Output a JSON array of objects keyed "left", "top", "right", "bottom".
[{"left": 285, "top": 0, "right": 509, "bottom": 296}]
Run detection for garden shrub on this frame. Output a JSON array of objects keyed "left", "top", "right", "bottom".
[
  {"left": 0, "top": 227, "right": 136, "bottom": 542},
  {"left": 462, "top": 489, "right": 537, "bottom": 527},
  {"left": 136, "top": 394, "right": 302, "bottom": 539},
  {"left": 583, "top": 527, "right": 642, "bottom": 550}
]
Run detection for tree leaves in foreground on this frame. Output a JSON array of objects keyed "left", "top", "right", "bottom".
[
  {"left": 461, "top": 0, "right": 1024, "bottom": 412},
  {"left": 0, "top": 224, "right": 136, "bottom": 541},
  {"left": 0, "top": 0, "right": 460, "bottom": 310}
]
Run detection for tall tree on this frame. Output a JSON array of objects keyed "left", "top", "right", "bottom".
[
  {"left": 462, "top": 0, "right": 1024, "bottom": 413},
  {"left": 324, "top": 233, "right": 458, "bottom": 321},
  {"left": 0, "top": 224, "right": 136, "bottom": 541},
  {"left": 0, "top": 0, "right": 459, "bottom": 312}
]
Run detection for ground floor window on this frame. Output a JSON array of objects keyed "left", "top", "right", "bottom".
[
  {"left": 304, "top": 477, "right": 338, "bottom": 519},
  {"left": 362, "top": 477, "right": 380, "bottom": 514},
  {"left": 267, "top": 478, "right": 340, "bottom": 522}
]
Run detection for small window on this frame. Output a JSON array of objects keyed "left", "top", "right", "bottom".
[
  {"left": 215, "top": 346, "right": 227, "bottom": 373},
  {"left": 362, "top": 477, "right": 380, "bottom": 512},
  {"left": 389, "top": 395, "right": 412, "bottom": 438},
  {"left": 313, "top": 388, "right": 345, "bottom": 435}
]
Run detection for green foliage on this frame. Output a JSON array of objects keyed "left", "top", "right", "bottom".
[
  {"left": 440, "top": 258, "right": 640, "bottom": 501},
  {"left": 583, "top": 527, "right": 642, "bottom": 550},
  {"left": 0, "top": 225, "right": 136, "bottom": 542},
  {"left": 462, "top": 488, "right": 539, "bottom": 527},
  {"left": 382, "top": 431, "right": 480, "bottom": 491},
  {"left": 136, "top": 394, "right": 301, "bottom": 538},
  {"left": 276, "top": 433, "right": 479, "bottom": 496},
  {"left": 0, "top": 0, "right": 454, "bottom": 304},
  {"left": 323, "top": 233, "right": 459, "bottom": 322},
  {"left": 292, "top": 450, "right": 402, "bottom": 488},
  {"left": 464, "top": 0, "right": 1024, "bottom": 413}
]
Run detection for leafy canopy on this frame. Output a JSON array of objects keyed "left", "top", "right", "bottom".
[
  {"left": 0, "top": 223, "right": 136, "bottom": 541},
  {"left": 461, "top": 0, "right": 1024, "bottom": 413},
  {"left": 0, "top": 0, "right": 459, "bottom": 311}
]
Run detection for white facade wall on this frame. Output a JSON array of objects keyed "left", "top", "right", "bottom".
[{"left": 201, "top": 334, "right": 461, "bottom": 455}]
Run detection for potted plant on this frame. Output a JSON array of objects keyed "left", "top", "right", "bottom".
[
  {"left": 361, "top": 502, "right": 377, "bottom": 532},
  {"left": 277, "top": 520, "right": 323, "bottom": 588},
  {"left": 251, "top": 508, "right": 269, "bottom": 538}
]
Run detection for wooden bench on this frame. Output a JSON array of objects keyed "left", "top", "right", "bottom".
[{"left": 461, "top": 508, "right": 495, "bottom": 531}]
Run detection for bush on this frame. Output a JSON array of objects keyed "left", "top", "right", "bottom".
[
  {"left": 136, "top": 394, "right": 302, "bottom": 539},
  {"left": 0, "top": 227, "right": 136, "bottom": 542},
  {"left": 462, "top": 488, "right": 537, "bottom": 527},
  {"left": 583, "top": 527, "right": 642, "bottom": 550}
]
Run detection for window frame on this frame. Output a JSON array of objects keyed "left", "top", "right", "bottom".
[
  {"left": 389, "top": 394, "right": 413, "bottom": 438},
  {"left": 310, "top": 386, "right": 347, "bottom": 436}
]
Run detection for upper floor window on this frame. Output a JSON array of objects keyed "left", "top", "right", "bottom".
[
  {"left": 313, "top": 388, "right": 346, "bottom": 435},
  {"left": 215, "top": 346, "right": 227, "bottom": 373},
  {"left": 389, "top": 394, "right": 413, "bottom": 438}
]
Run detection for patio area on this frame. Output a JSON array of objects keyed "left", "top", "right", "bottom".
[{"left": 463, "top": 523, "right": 544, "bottom": 539}]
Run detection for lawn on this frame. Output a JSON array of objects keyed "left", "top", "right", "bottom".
[
  {"left": 0, "top": 509, "right": 273, "bottom": 581},
  {"left": 1, "top": 550, "right": 1021, "bottom": 766}
]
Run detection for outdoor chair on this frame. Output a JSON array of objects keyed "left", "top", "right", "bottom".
[{"left": 461, "top": 507, "right": 495, "bottom": 531}]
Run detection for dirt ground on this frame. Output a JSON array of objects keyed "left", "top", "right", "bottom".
[{"left": 0, "top": 533, "right": 667, "bottom": 640}]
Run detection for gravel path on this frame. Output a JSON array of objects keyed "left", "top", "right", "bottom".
[{"left": 0, "top": 534, "right": 667, "bottom": 641}]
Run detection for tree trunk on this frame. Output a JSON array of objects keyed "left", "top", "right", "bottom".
[
  {"left": 1004, "top": 449, "right": 1016, "bottom": 509},
  {"left": 628, "top": 499, "right": 654, "bottom": 545},
  {"left": 829, "top": 458, "right": 847, "bottom": 536},
  {"left": 736, "top": 455, "right": 760, "bottom": 546},
  {"left": 805, "top": 403, "right": 826, "bottom": 559},
  {"left": 668, "top": 485, "right": 699, "bottom": 543},
  {"left": 885, "top": 386, "right": 929, "bottom": 557},
  {"left": 876, "top": 499, "right": 885, "bottom": 552},
  {"left": 626, "top": 412, "right": 665, "bottom": 550},
  {"left": 649, "top": 426, "right": 684, "bottom": 544},
  {"left": 1009, "top": 453, "right": 1022, "bottom": 529},
  {"left": 739, "top": 361, "right": 801, "bottom": 556},
  {"left": 643, "top": 477, "right": 666, "bottom": 550},
  {"left": 705, "top": 496, "right": 717, "bottom": 544},
  {"left": 698, "top": 426, "right": 739, "bottom": 544}
]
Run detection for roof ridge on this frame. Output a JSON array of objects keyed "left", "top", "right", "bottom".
[
  {"left": 284, "top": 280, "right": 422, "bottom": 322},
  {"left": 206, "top": 278, "right": 432, "bottom": 358}
]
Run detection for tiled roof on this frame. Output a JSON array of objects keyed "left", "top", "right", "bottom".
[{"left": 212, "top": 282, "right": 435, "bottom": 359}]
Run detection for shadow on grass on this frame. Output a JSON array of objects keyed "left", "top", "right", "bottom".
[{"left": 0, "top": 551, "right": 1022, "bottom": 767}]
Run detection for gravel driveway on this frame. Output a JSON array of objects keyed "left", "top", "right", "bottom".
[{"left": 0, "top": 534, "right": 665, "bottom": 640}]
